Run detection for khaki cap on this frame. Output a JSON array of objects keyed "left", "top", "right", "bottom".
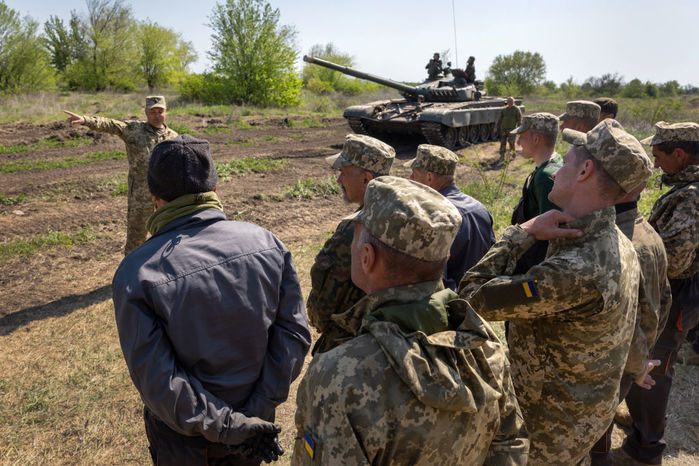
[
  {"left": 559, "top": 100, "right": 601, "bottom": 122},
  {"left": 511, "top": 112, "right": 559, "bottom": 135},
  {"left": 562, "top": 119, "right": 653, "bottom": 193},
  {"left": 145, "top": 96, "right": 167, "bottom": 109},
  {"left": 640, "top": 121, "right": 699, "bottom": 145},
  {"left": 358, "top": 176, "right": 461, "bottom": 262},
  {"left": 326, "top": 134, "right": 395, "bottom": 175},
  {"left": 403, "top": 144, "right": 459, "bottom": 175}
]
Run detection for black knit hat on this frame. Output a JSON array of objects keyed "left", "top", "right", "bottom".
[{"left": 148, "top": 135, "right": 218, "bottom": 201}]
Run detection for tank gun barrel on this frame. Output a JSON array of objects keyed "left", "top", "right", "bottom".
[{"left": 303, "top": 55, "right": 417, "bottom": 95}]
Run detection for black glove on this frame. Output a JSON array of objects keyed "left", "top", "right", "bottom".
[
  {"left": 242, "top": 431, "right": 284, "bottom": 463},
  {"left": 225, "top": 412, "right": 281, "bottom": 445}
]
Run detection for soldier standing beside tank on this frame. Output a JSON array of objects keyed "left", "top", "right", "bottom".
[
  {"left": 64, "top": 96, "right": 178, "bottom": 254},
  {"left": 621, "top": 121, "right": 699, "bottom": 465},
  {"left": 306, "top": 134, "right": 395, "bottom": 355},
  {"left": 495, "top": 97, "right": 522, "bottom": 162},
  {"left": 425, "top": 52, "right": 443, "bottom": 80},
  {"left": 465, "top": 56, "right": 476, "bottom": 83}
]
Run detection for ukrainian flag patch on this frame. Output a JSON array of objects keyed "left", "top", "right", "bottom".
[
  {"left": 304, "top": 432, "right": 315, "bottom": 459},
  {"left": 522, "top": 280, "right": 538, "bottom": 298}
]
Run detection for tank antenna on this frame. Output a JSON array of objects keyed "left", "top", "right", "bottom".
[{"left": 452, "top": 0, "right": 458, "bottom": 68}]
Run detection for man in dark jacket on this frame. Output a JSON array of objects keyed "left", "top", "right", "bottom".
[
  {"left": 405, "top": 144, "right": 495, "bottom": 290},
  {"left": 111, "top": 135, "right": 311, "bottom": 465}
]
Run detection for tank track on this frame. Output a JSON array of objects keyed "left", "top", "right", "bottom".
[
  {"left": 347, "top": 117, "right": 370, "bottom": 135},
  {"left": 421, "top": 122, "right": 458, "bottom": 149}
]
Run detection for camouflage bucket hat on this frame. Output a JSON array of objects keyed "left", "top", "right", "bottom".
[
  {"left": 326, "top": 134, "right": 395, "bottom": 175},
  {"left": 403, "top": 144, "right": 459, "bottom": 175},
  {"left": 511, "top": 112, "right": 559, "bottom": 135},
  {"left": 357, "top": 176, "right": 461, "bottom": 262},
  {"left": 640, "top": 121, "right": 699, "bottom": 145},
  {"left": 562, "top": 119, "right": 653, "bottom": 193},
  {"left": 559, "top": 100, "right": 601, "bottom": 122},
  {"left": 145, "top": 95, "right": 167, "bottom": 109}
]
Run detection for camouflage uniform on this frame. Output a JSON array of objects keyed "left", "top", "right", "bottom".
[
  {"left": 623, "top": 121, "right": 699, "bottom": 464},
  {"left": 294, "top": 177, "right": 529, "bottom": 465},
  {"left": 590, "top": 202, "right": 672, "bottom": 464},
  {"left": 307, "top": 135, "right": 395, "bottom": 354},
  {"left": 460, "top": 120, "right": 653, "bottom": 465},
  {"left": 83, "top": 96, "right": 177, "bottom": 254},
  {"left": 425, "top": 57, "right": 443, "bottom": 80},
  {"left": 465, "top": 59, "right": 476, "bottom": 83},
  {"left": 497, "top": 105, "right": 522, "bottom": 157}
]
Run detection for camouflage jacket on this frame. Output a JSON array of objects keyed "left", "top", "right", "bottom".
[
  {"left": 307, "top": 214, "right": 365, "bottom": 354},
  {"left": 649, "top": 164, "right": 699, "bottom": 279},
  {"left": 497, "top": 106, "right": 522, "bottom": 133},
  {"left": 616, "top": 205, "right": 672, "bottom": 378},
  {"left": 294, "top": 281, "right": 529, "bottom": 465},
  {"left": 83, "top": 116, "right": 177, "bottom": 202},
  {"left": 459, "top": 207, "right": 639, "bottom": 465}
]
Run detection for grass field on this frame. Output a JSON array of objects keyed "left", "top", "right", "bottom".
[{"left": 0, "top": 89, "right": 697, "bottom": 464}]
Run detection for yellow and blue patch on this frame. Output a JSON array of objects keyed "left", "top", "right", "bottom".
[
  {"left": 304, "top": 432, "right": 315, "bottom": 459},
  {"left": 522, "top": 280, "right": 538, "bottom": 298}
]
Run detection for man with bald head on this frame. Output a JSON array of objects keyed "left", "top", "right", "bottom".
[
  {"left": 460, "top": 119, "right": 653, "bottom": 464},
  {"left": 495, "top": 96, "right": 522, "bottom": 162}
]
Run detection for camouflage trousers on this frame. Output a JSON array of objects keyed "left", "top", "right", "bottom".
[
  {"left": 499, "top": 133, "right": 516, "bottom": 156},
  {"left": 125, "top": 174, "right": 155, "bottom": 255}
]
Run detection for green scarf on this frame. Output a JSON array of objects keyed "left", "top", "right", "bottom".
[{"left": 146, "top": 191, "right": 224, "bottom": 235}]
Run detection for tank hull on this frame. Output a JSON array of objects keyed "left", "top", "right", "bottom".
[{"left": 343, "top": 97, "right": 524, "bottom": 149}]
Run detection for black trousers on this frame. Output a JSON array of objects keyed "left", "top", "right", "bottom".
[
  {"left": 143, "top": 407, "right": 261, "bottom": 466},
  {"left": 622, "top": 275, "right": 699, "bottom": 465}
]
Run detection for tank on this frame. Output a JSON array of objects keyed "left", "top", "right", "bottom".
[{"left": 303, "top": 55, "right": 524, "bottom": 149}]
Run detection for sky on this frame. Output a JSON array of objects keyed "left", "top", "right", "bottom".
[{"left": 7, "top": 0, "right": 699, "bottom": 87}]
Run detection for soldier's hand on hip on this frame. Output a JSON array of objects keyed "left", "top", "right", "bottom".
[
  {"left": 63, "top": 110, "right": 85, "bottom": 126},
  {"left": 521, "top": 210, "right": 583, "bottom": 240}
]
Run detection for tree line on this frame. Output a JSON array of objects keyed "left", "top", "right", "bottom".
[{"left": 1, "top": 0, "right": 696, "bottom": 106}]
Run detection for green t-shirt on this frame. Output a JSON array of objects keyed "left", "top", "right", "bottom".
[{"left": 522, "top": 153, "right": 563, "bottom": 220}]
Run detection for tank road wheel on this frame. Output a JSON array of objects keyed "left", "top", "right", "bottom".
[
  {"left": 421, "top": 122, "right": 459, "bottom": 149},
  {"left": 468, "top": 125, "right": 480, "bottom": 143},
  {"left": 479, "top": 124, "right": 490, "bottom": 142},
  {"left": 457, "top": 127, "right": 470, "bottom": 146},
  {"left": 347, "top": 117, "right": 370, "bottom": 135}
]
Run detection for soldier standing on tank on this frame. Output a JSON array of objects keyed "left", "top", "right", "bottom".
[
  {"left": 425, "top": 52, "right": 443, "bottom": 80},
  {"left": 306, "top": 134, "right": 395, "bottom": 355},
  {"left": 495, "top": 97, "right": 522, "bottom": 163},
  {"left": 465, "top": 56, "right": 476, "bottom": 83},
  {"left": 64, "top": 96, "right": 178, "bottom": 254},
  {"left": 620, "top": 121, "right": 699, "bottom": 465},
  {"left": 294, "top": 176, "right": 529, "bottom": 465},
  {"left": 460, "top": 119, "right": 653, "bottom": 465}
]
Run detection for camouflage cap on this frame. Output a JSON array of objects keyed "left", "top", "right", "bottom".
[
  {"left": 510, "top": 112, "right": 559, "bottom": 135},
  {"left": 562, "top": 119, "right": 653, "bottom": 193},
  {"left": 559, "top": 100, "right": 601, "bottom": 122},
  {"left": 640, "top": 121, "right": 699, "bottom": 145},
  {"left": 145, "top": 96, "right": 166, "bottom": 109},
  {"left": 403, "top": 144, "right": 459, "bottom": 175},
  {"left": 357, "top": 176, "right": 461, "bottom": 262},
  {"left": 326, "top": 134, "right": 395, "bottom": 175}
]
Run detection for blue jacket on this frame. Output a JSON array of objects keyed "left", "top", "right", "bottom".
[
  {"left": 112, "top": 208, "right": 311, "bottom": 445},
  {"left": 440, "top": 184, "right": 496, "bottom": 290}
]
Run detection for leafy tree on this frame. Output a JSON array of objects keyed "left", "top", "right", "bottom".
[
  {"left": 622, "top": 78, "right": 646, "bottom": 98},
  {"left": 659, "top": 80, "right": 680, "bottom": 97},
  {"left": 487, "top": 50, "right": 546, "bottom": 95},
  {"left": 137, "top": 21, "right": 197, "bottom": 91},
  {"left": 43, "top": 14, "right": 85, "bottom": 72},
  {"left": 582, "top": 73, "right": 624, "bottom": 96},
  {"left": 208, "top": 0, "right": 302, "bottom": 106},
  {"left": 63, "top": 0, "right": 139, "bottom": 91},
  {"left": 303, "top": 43, "right": 353, "bottom": 93},
  {"left": 0, "top": 1, "right": 56, "bottom": 93},
  {"left": 559, "top": 77, "right": 582, "bottom": 98},
  {"left": 645, "top": 81, "right": 659, "bottom": 98}
]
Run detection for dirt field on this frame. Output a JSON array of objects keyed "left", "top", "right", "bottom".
[{"left": 0, "top": 113, "right": 696, "bottom": 464}]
